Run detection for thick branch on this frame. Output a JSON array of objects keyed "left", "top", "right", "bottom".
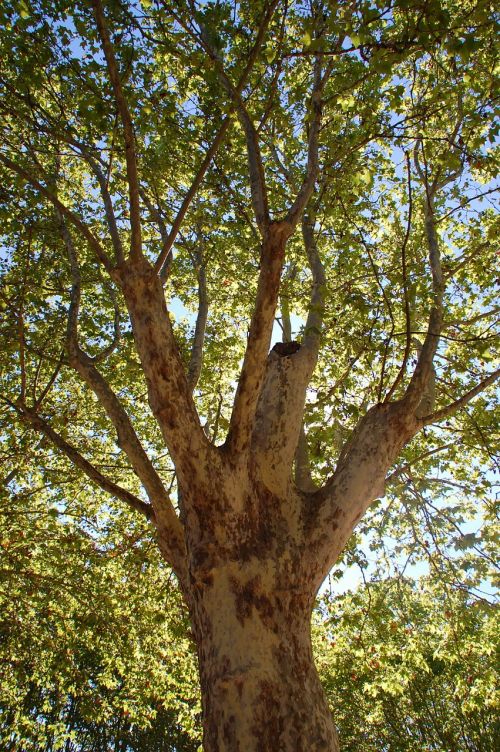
[
  {"left": 235, "top": 57, "right": 331, "bottom": 461},
  {"left": 225, "top": 221, "right": 292, "bottom": 455},
  {"left": 256, "top": 218, "right": 325, "bottom": 491},
  {"left": 91, "top": 0, "right": 142, "bottom": 259},
  {"left": 226, "top": 69, "right": 328, "bottom": 457},
  {"left": 115, "top": 257, "right": 213, "bottom": 483},
  {"left": 304, "top": 401, "right": 418, "bottom": 590},
  {"left": 280, "top": 285, "right": 315, "bottom": 492},
  {"left": 252, "top": 342, "right": 317, "bottom": 495},
  {"left": 250, "top": 265, "right": 319, "bottom": 493}
]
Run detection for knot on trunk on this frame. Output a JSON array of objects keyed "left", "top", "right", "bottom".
[{"left": 272, "top": 341, "right": 300, "bottom": 358}]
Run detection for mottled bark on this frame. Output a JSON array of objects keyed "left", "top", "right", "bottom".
[
  {"left": 175, "top": 386, "right": 420, "bottom": 751},
  {"left": 306, "top": 400, "right": 419, "bottom": 590},
  {"left": 178, "top": 391, "right": 421, "bottom": 748},
  {"left": 189, "top": 560, "right": 338, "bottom": 752},
  {"left": 253, "top": 344, "right": 316, "bottom": 496},
  {"left": 4, "top": 9, "right": 499, "bottom": 751},
  {"left": 113, "top": 256, "right": 213, "bottom": 484},
  {"left": 226, "top": 223, "right": 291, "bottom": 454},
  {"left": 180, "top": 467, "right": 340, "bottom": 751}
]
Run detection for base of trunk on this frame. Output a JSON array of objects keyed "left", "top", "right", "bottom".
[{"left": 190, "top": 565, "right": 339, "bottom": 752}]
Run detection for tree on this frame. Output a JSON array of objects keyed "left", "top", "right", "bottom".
[
  {"left": 0, "top": 0, "right": 498, "bottom": 749},
  {"left": 0, "top": 474, "right": 200, "bottom": 751},
  {"left": 315, "top": 579, "right": 499, "bottom": 752}
]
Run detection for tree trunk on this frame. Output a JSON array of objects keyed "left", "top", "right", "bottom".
[
  {"left": 187, "top": 558, "right": 339, "bottom": 751},
  {"left": 164, "top": 392, "right": 418, "bottom": 750}
]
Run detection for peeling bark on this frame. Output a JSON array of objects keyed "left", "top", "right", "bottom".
[
  {"left": 189, "top": 560, "right": 338, "bottom": 752},
  {"left": 180, "top": 470, "right": 339, "bottom": 751}
]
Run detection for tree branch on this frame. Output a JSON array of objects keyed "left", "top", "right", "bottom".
[
  {"left": 403, "top": 148, "right": 444, "bottom": 412},
  {"left": 445, "top": 306, "right": 500, "bottom": 329},
  {"left": 185, "top": 15, "right": 270, "bottom": 233},
  {"left": 187, "top": 249, "right": 209, "bottom": 393},
  {"left": 140, "top": 188, "right": 174, "bottom": 279},
  {"left": 92, "top": 284, "right": 121, "bottom": 364},
  {"left": 225, "top": 49, "right": 330, "bottom": 457},
  {"left": 420, "top": 368, "right": 500, "bottom": 426},
  {"left": 220, "top": 22, "right": 334, "bottom": 457},
  {"left": 83, "top": 151, "right": 125, "bottom": 264},
  {"left": 303, "top": 401, "right": 418, "bottom": 591},
  {"left": 301, "top": 211, "right": 326, "bottom": 354},
  {"left": 0, "top": 153, "right": 113, "bottom": 272},
  {"left": 286, "top": 56, "right": 331, "bottom": 227},
  {"left": 385, "top": 442, "right": 456, "bottom": 484},
  {"left": 153, "top": 1, "right": 278, "bottom": 273},
  {"left": 153, "top": 113, "right": 234, "bottom": 274},
  {"left": 34, "top": 350, "right": 65, "bottom": 410},
  {"left": 58, "top": 216, "right": 187, "bottom": 574},
  {"left": 6, "top": 399, "right": 154, "bottom": 521},
  {"left": 115, "top": 256, "right": 213, "bottom": 485},
  {"left": 250, "top": 260, "right": 317, "bottom": 494},
  {"left": 91, "top": 0, "right": 142, "bottom": 259},
  {"left": 385, "top": 152, "right": 413, "bottom": 401},
  {"left": 294, "top": 425, "right": 316, "bottom": 492},
  {"left": 225, "top": 220, "right": 292, "bottom": 455},
  {"left": 0, "top": 80, "right": 126, "bottom": 265}
]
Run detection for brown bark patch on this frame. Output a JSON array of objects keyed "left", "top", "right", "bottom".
[
  {"left": 222, "top": 715, "right": 240, "bottom": 750},
  {"left": 229, "top": 574, "right": 275, "bottom": 627},
  {"left": 252, "top": 679, "right": 284, "bottom": 752}
]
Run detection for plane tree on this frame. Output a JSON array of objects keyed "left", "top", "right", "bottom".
[{"left": 0, "top": 0, "right": 498, "bottom": 749}]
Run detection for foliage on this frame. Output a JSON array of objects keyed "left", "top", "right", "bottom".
[
  {"left": 314, "top": 577, "right": 499, "bottom": 752},
  {"left": 1, "top": 475, "right": 498, "bottom": 751},
  {"left": 0, "top": 471, "right": 199, "bottom": 751},
  {"left": 0, "top": 0, "right": 498, "bottom": 455}
]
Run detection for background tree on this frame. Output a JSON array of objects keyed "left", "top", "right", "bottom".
[
  {"left": 0, "top": 0, "right": 498, "bottom": 749},
  {"left": 0, "top": 463, "right": 199, "bottom": 751},
  {"left": 315, "top": 577, "right": 498, "bottom": 752}
]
